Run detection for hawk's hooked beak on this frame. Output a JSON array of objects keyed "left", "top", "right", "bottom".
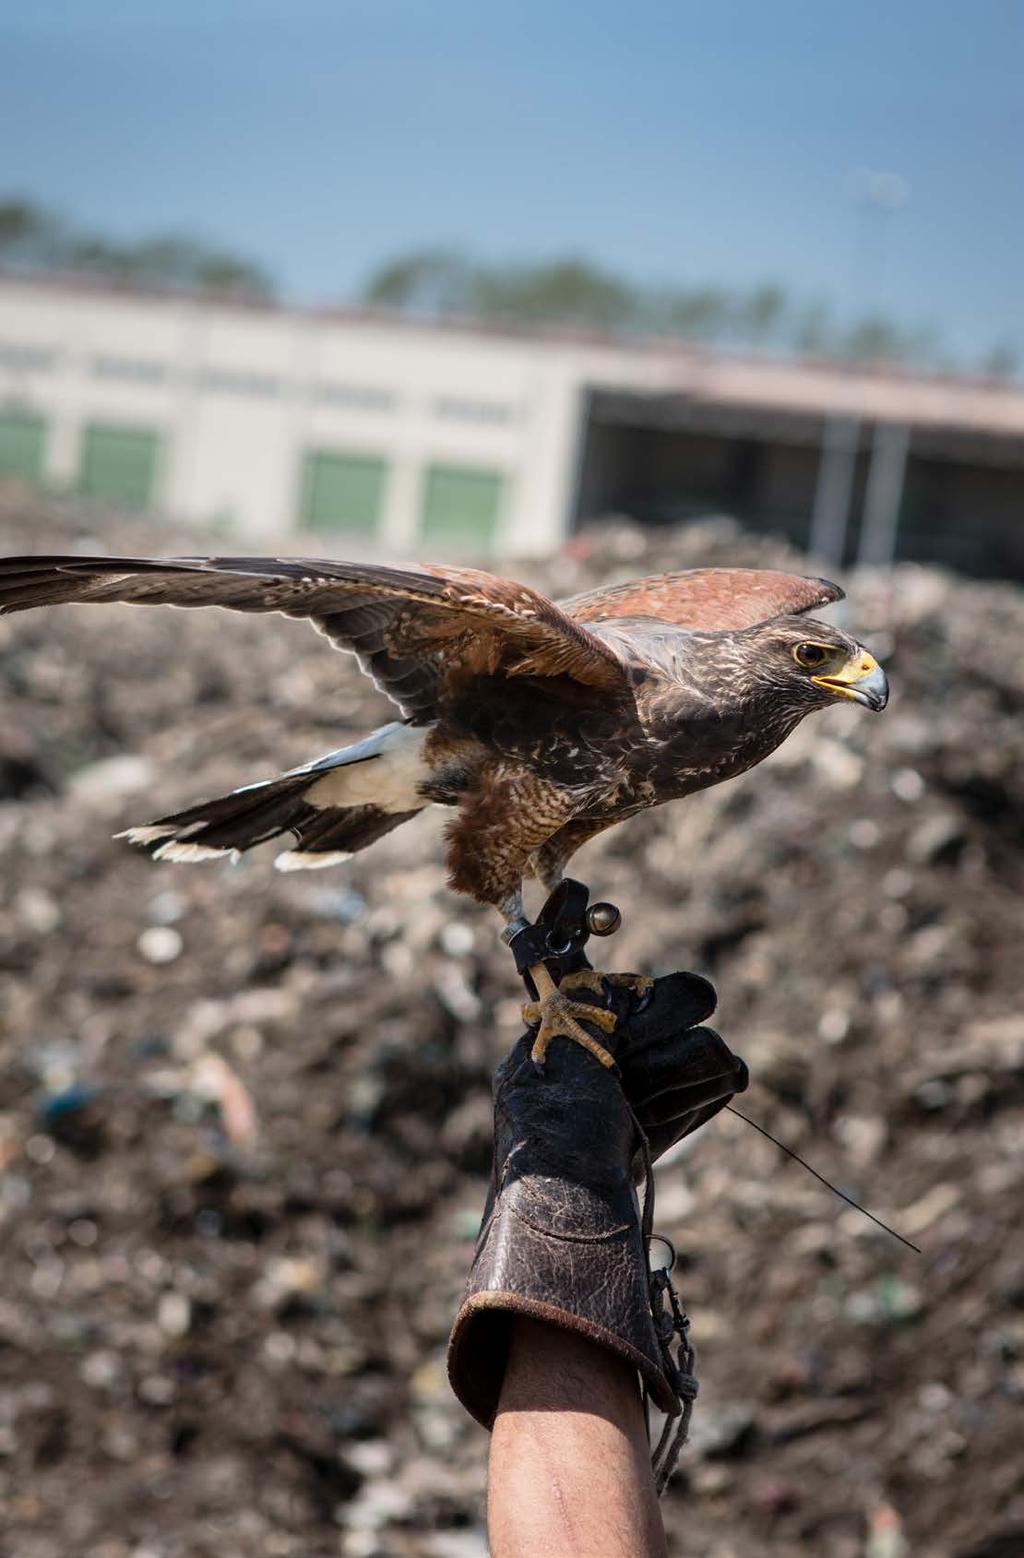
[{"left": 813, "top": 650, "right": 889, "bottom": 711}]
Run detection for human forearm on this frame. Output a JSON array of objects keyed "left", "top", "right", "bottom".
[{"left": 488, "top": 1317, "right": 667, "bottom": 1558}]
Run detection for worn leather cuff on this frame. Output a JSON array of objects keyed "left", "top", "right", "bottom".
[{"left": 448, "top": 1165, "right": 676, "bottom": 1426}]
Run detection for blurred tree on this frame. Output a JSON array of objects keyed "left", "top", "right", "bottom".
[
  {"left": 5, "top": 200, "right": 976, "bottom": 373},
  {"left": 64, "top": 234, "right": 138, "bottom": 279},
  {"left": 472, "top": 258, "right": 634, "bottom": 329},
  {"left": 186, "top": 249, "right": 273, "bottom": 296},
  {"left": 793, "top": 299, "right": 832, "bottom": 355},
  {"left": 742, "top": 284, "right": 787, "bottom": 343},
  {"left": 125, "top": 236, "right": 205, "bottom": 284},
  {"left": 840, "top": 315, "right": 905, "bottom": 362},
  {"left": 363, "top": 247, "right": 475, "bottom": 313},
  {"left": 0, "top": 195, "right": 274, "bottom": 298},
  {"left": 0, "top": 197, "right": 64, "bottom": 264},
  {"left": 840, "top": 315, "right": 941, "bottom": 368},
  {"left": 902, "top": 324, "right": 943, "bottom": 368},
  {"left": 661, "top": 286, "right": 730, "bottom": 340},
  {"left": 361, "top": 249, "right": 955, "bottom": 370},
  {"left": 979, "top": 341, "right": 1020, "bottom": 380}
]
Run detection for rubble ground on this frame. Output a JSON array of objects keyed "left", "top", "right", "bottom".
[{"left": 1, "top": 494, "right": 1022, "bottom": 1558}]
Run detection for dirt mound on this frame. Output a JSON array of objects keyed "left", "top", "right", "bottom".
[{"left": 1, "top": 493, "right": 1022, "bottom": 1556}]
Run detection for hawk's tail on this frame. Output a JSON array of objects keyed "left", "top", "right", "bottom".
[{"left": 117, "top": 722, "right": 430, "bottom": 871}]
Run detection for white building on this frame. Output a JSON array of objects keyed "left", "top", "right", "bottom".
[{"left": 2, "top": 273, "right": 1024, "bottom": 573}]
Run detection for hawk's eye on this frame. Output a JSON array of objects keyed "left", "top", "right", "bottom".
[{"left": 793, "top": 642, "right": 829, "bottom": 669}]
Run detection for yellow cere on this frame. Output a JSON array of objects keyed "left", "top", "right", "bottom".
[{"left": 812, "top": 650, "right": 880, "bottom": 698}]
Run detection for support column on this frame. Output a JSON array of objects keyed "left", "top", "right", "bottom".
[
  {"left": 381, "top": 451, "right": 422, "bottom": 552},
  {"left": 809, "top": 414, "right": 860, "bottom": 565},
  {"left": 857, "top": 421, "right": 910, "bottom": 568},
  {"left": 46, "top": 407, "right": 80, "bottom": 488}
]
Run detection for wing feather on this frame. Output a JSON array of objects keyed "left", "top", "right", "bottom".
[
  {"left": 561, "top": 567, "right": 843, "bottom": 631},
  {"left": 0, "top": 554, "right": 625, "bottom": 719}
]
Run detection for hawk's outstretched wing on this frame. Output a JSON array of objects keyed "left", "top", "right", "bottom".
[
  {"left": 561, "top": 568, "right": 843, "bottom": 631},
  {"left": 0, "top": 554, "right": 625, "bottom": 721}
]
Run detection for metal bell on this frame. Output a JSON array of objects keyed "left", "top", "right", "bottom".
[{"left": 586, "top": 901, "right": 621, "bottom": 937}]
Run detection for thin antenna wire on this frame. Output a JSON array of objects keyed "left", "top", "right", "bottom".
[{"left": 726, "top": 1104, "right": 922, "bottom": 1255}]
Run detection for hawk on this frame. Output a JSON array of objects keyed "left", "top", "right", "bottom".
[{"left": 0, "top": 553, "right": 888, "bottom": 1065}]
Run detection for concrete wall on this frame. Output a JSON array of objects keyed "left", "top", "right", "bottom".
[{"left": 0, "top": 280, "right": 584, "bottom": 556}]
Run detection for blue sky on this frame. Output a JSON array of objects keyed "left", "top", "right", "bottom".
[{"left": 1, "top": 0, "right": 1021, "bottom": 362}]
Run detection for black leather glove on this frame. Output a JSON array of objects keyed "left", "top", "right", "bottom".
[{"left": 446, "top": 972, "right": 748, "bottom": 1428}]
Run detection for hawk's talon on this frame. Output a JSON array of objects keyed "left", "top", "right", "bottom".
[
  {"left": 557, "top": 968, "right": 611, "bottom": 1002},
  {"left": 559, "top": 968, "right": 655, "bottom": 1011},
  {"left": 604, "top": 972, "right": 656, "bottom": 1005},
  {"left": 602, "top": 972, "right": 655, "bottom": 992}
]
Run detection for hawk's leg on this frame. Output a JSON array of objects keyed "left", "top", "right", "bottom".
[
  {"left": 533, "top": 834, "right": 657, "bottom": 1028},
  {"left": 499, "top": 888, "right": 621, "bottom": 1070}
]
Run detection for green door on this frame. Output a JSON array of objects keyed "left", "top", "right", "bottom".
[
  {"left": 0, "top": 409, "right": 46, "bottom": 482},
  {"left": 300, "top": 450, "right": 388, "bottom": 536},
  {"left": 78, "top": 423, "right": 160, "bottom": 509},
  {"left": 420, "top": 464, "right": 505, "bottom": 549}
]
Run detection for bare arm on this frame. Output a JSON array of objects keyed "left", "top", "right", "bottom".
[{"left": 488, "top": 1317, "right": 668, "bottom": 1558}]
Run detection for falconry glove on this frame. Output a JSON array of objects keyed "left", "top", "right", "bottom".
[{"left": 446, "top": 971, "right": 748, "bottom": 1428}]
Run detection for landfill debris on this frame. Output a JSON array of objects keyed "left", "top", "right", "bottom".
[{"left": 0, "top": 491, "right": 1021, "bottom": 1555}]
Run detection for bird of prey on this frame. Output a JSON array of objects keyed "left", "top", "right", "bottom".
[{"left": 0, "top": 553, "right": 888, "bottom": 1066}]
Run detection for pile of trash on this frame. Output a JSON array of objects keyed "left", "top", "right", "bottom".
[{"left": 0, "top": 491, "right": 1021, "bottom": 1558}]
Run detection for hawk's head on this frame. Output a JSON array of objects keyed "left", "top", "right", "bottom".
[{"left": 750, "top": 617, "right": 889, "bottom": 713}]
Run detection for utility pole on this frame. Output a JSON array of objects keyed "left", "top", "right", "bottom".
[{"left": 810, "top": 170, "right": 910, "bottom": 569}]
